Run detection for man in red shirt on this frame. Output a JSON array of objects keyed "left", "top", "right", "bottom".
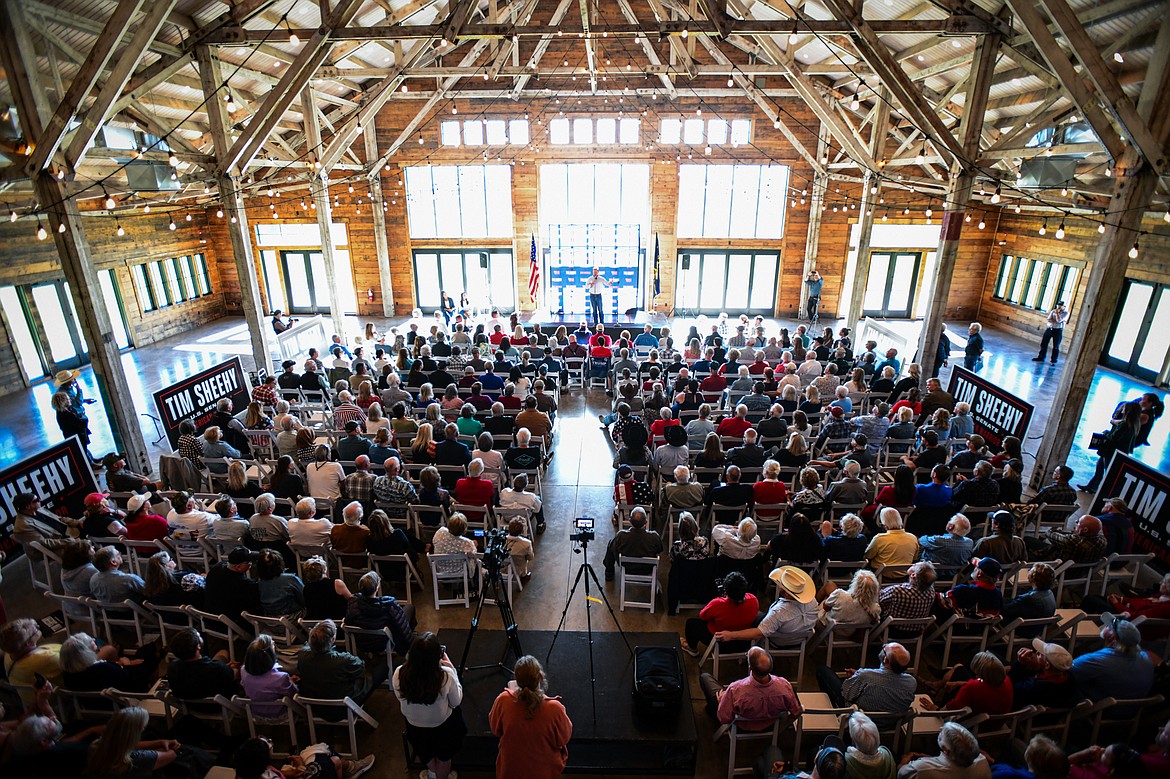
[
  {"left": 747, "top": 353, "right": 769, "bottom": 376},
  {"left": 589, "top": 324, "right": 611, "bottom": 349},
  {"left": 455, "top": 458, "right": 496, "bottom": 523},
  {"left": 251, "top": 375, "right": 279, "bottom": 407},
  {"left": 681, "top": 571, "right": 758, "bottom": 655},
  {"left": 489, "top": 325, "right": 507, "bottom": 345},
  {"left": 716, "top": 405, "right": 753, "bottom": 438}
]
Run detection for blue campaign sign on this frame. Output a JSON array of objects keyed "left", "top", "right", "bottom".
[
  {"left": 1090, "top": 452, "right": 1170, "bottom": 573},
  {"left": 947, "top": 366, "right": 1034, "bottom": 452}
]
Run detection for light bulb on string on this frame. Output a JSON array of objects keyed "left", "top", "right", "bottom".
[
  {"left": 1055, "top": 220, "right": 1065, "bottom": 239},
  {"left": 1098, "top": 222, "right": 1106, "bottom": 234},
  {"left": 36, "top": 220, "right": 46, "bottom": 240},
  {"left": 144, "top": 204, "right": 151, "bottom": 214},
  {"left": 850, "top": 94, "right": 860, "bottom": 111},
  {"left": 230, "top": 215, "right": 237, "bottom": 223},
  {"left": 57, "top": 221, "right": 65, "bottom": 233},
  {"left": 1039, "top": 218, "right": 1047, "bottom": 235},
  {"left": 925, "top": 204, "right": 933, "bottom": 218},
  {"left": 168, "top": 216, "right": 177, "bottom": 230},
  {"left": 216, "top": 206, "right": 224, "bottom": 218},
  {"left": 789, "top": 23, "right": 799, "bottom": 45},
  {"left": 990, "top": 186, "right": 1001, "bottom": 204},
  {"left": 1014, "top": 204, "right": 1021, "bottom": 214},
  {"left": 104, "top": 191, "right": 116, "bottom": 210},
  {"left": 1129, "top": 241, "right": 1139, "bottom": 259},
  {"left": 1061, "top": 185, "right": 1068, "bottom": 197},
  {"left": 185, "top": 212, "right": 192, "bottom": 221},
  {"left": 680, "top": 27, "right": 688, "bottom": 39},
  {"left": 116, "top": 221, "right": 125, "bottom": 237},
  {"left": 1163, "top": 211, "right": 1170, "bottom": 223},
  {"left": 9, "top": 210, "right": 16, "bottom": 223}
]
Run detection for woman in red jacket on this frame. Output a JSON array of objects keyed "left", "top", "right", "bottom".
[{"left": 680, "top": 571, "right": 758, "bottom": 656}]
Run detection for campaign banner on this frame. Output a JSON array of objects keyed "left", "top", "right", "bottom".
[
  {"left": 0, "top": 436, "right": 98, "bottom": 560},
  {"left": 947, "top": 366, "right": 1034, "bottom": 452},
  {"left": 153, "top": 357, "right": 249, "bottom": 450},
  {"left": 1090, "top": 452, "right": 1170, "bottom": 573}
]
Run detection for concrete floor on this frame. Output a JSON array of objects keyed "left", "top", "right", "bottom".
[{"left": 1, "top": 312, "right": 1167, "bottom": 776}]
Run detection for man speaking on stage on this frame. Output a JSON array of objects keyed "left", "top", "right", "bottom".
[{"left": 585, "top": 267, "right": 612, "bottom": 326}]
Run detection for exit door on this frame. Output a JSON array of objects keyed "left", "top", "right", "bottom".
[
  {"left": 862, "top": 252, "right": 921, "bottom": 318},
  {"left": 280, "top": 250, "right": 332, "bottom": 315},
  {"left": 1103, "top": 280, "right": 1170, "bottom": 383},
  {"left": 29, "top": 281, "right": 90, "bottom": 371}
]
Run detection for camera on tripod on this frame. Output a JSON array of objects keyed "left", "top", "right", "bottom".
[
  {"left": 481, "top": 527, "right": 510, "bottom": 574},
  {"left": 570, "top": 516, "right": 595, "bottom": 543}
]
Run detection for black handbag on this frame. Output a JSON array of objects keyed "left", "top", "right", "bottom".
[{"left": 1089, "top": 432, "right": 1107, "bottom": 451}]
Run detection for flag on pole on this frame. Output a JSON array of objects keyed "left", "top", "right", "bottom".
[
  {"left": 527, "top": 234, "right": 540, "bottom": 302},
  {"left": 653, "top": 234, "right": 661, "bottom": 297}
]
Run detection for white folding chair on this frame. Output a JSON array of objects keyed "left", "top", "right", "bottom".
[
  {"left": 428, "top": 553, "right": 472, "bottom": 608},
  {"left": 294, "top": 695, "right": 379, "bottom": 758},
  {"left": 187, "top": 607, "right": 251, "bottom": 662},
  {"left": 618, "top": 555, "right": 660, "bottom": 613},
  {"left": 714, "top": 714, "right": 791, "bottom": 779},
  {"left": 233, "top": 695, "right": 302, "bottom": 757},
  {"left": 792, "top": 693, "right": 855, "bottom": 768}
]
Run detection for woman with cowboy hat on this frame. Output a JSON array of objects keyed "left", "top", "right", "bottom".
[
  {"left": 713, "top": 565, "right": 819, "bottom": 647},
  {"left": 51, "top": 369, "right": 99, "bottom": 466}
]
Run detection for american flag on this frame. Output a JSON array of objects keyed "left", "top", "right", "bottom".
[{"left": 527, "top": 234, "right": 540, "bottom": 302}]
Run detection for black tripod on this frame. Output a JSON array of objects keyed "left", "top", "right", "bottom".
[
  {"left": 547, "top": 523, "right": 631, "bottom": 722},
  {"left": 458, "top": 551, "right": 523, "bottom": 676}
]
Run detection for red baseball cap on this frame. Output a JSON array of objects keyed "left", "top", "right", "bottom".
[{"left": 84, "top": 492, "right": 109, "bottom": 507}]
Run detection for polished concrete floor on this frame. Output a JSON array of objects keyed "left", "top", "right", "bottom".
[{"left": 0, "top": 313, "right": 1167, "bottom": 776}]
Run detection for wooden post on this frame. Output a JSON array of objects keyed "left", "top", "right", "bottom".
[
  {"left": 302, "top": 87, "right": 348, "bottom": 340},
  {"left": 364, "top": 126, "right": 395, "bottom": 317},
  {"left": 196, "top": 44, "right": 273, "bottom": 372},
  {"left": 1029, "top": 158, "right": 1157, "bottom": 489},
  {"left": 798, "top": 134, "right": 829, "bottom": 318},
  {"left": 845, "top": 89, "right": 890, "bottom": 329},
  {"left": 916, "top": 32, "right": 999, "bottom": 378}
]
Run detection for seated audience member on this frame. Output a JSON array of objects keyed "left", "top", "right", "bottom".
[
  {"left": 142, "top": 550, "right": 204, "bottom": 608},
  {"left": 204, "top": 546, "right": 261, "bottom": 627},
  {"left": 948, "top": 434, "right": 990, "bottom": 472},
  {"left": 1071, "top": 614, "right": 1155, "bottom": 702},
  {"left": 716, "top": 405, "right": 753, "bottom": 438},
  {"left": 603, "top": 506, "right": 663, "bottom": 581},
  {"left": 659, "top": 465, "right": 706, "bottom": 524},
  {"left": 897, "top": 722, "right": 991, "bottom": 779},
  {"left": 472, "top": 432, "right": 504, "bottom": 472},
  {"left": 613, "top": 463, "right": 655, "bottom": 507},
  {"left": 923, "top": 651, "right": 1012, "bottom": 715},
  {"left": 1008, "top": 639, "right": 1077, "bottom": 708},
  {"left": 80, "top": 706, "right": 184, "bottom": 778},
  {"left": 454, "top": 458, "right": 497, "bottom": 523},
  {"left": 1065, "top": 743, "right": 1147, "bottom": 779},
  {"left": 266, "top": 454, "right": 305, "bottom": 499},
  {"left": 841, "top": 712, "right": 897, "bottom": 779},
  {"left": 297, "top": 619, "right": 373, "bottom": 703},
  {"left": 753, "top": 460, "right": 789, "bottom": 519},
  {"left": 167, "top": 490, "right": 217, "bottom": 545},
  {"left": 943, "top": 557, "right": 1004, "bottom": 618},
  {"left": 768, "top": 512, "right": 826, "bottom": 567},
  {"left": 1028, "top": 464, "right": 1078, "bottom": 511},
  {"left": 89, "top": 545, "right": 145, "bottom": 603},
  {"left": 372, "top": 457, "right": 417, "bottom": 521},
  {"left": 791, "top": 467, "right": 827, "bottom": 516},
  {"left": 122, "top": 493, "right": 169, "bottom": 542},
  {"left": 500, "top": 473, "right": 545, "bottom": 533},
  {"left": 711, "top": 517, "right": 762, "bottom": 560},
  {"left": 912, "top": 465, "right": 954, "bottom": 530},
  {"left": 820, "top": 513, "right": 869, "bottom": 562},
  {"left": 288, "top": 497, "right": 333, "bottom": 547},
  {"left": 971, "top": 510, "right": 1028, "bottom": 565},
  {"left": 757, "top": 404, "right": 789, "bottom": 443},
  {"left": 864, "top": 508, "right": 918, "bottom": 569},
  {"left": 1044, "top": 515, "right": 1108, "bottom": 564},
  {"left": 1000, "top": 562, "right": 1057, "bottom": 624},
  {"left": 254, "top": 548, "right": 305, "bottom": 618},
  {"left": 917, "top": 514, "right": 974, "bottom": 568},
  {"left": 337, "top": 420, "right": 372, "bottom": 461},
  {"left": 681, "top": 571, "right": 758, "bottom": 656},
  {"left": 950, "top": 460, "right": 1000, "bottom": 510},
  {"left": 1093, "top": 497, "right": 1134, "bottom": 556},
  {"left": 669, "top": 512, "right": 708, "bottom": 562},
  {"left": 1082, "top": 572, "right": 1170, "bottom": 644},
  {"left": 823, "top": 460, "right": 872, "bottom": 507},
  {"left": 705, "top": 465, "right": 755, "bottom": 523},
  {"left": 431, "top": 512, "right": 479, "bottom": 580},
  {"left": 434, "top": 423, "right": 473, "bottom": 487},
  {"left": 879, "top": 561, "right": 939, "bottom": 624},
  {"left": 819, "top": 569, "right": 881, "bottom": 630},
  {"left": 299, "top": 552, "right": 348, "bottom": 617},
  {"left": 306, "top": 445, "right": 346, "bottom": 501},
  {"left": 816, "top": 641, "right": 915, "bottom": 712},
  {"left": 346, "top": 571, "right": 415, "bottom": 665},
  {"left": 81, "top": 493, "right": 128, "bottom": 538},
  {"left": 241, "top": 634, "right": 298, "bottom": 718},
  {"left": 0, "top": 619, "right": 64, "bottom": 703},
  {"left": 654, "top": 424, "right": 693, "bottom": 478},
  {"left": 102, "top": 452, "right": 159, "bottom": 493},
  {"left": 901, "top": 430, "right": 947, "bottom": 480},
  {"left": 330, "top": 501, "right": 370, "bottom": 553},
  {"left": 505, "top": 427, "right": 544, "bottom": 472},
  {"left": 167, "top": 627, "right": 239, "bottom": 700},
  {"left": 714, "top": 566, "right": 818, "bottom": 647},
  {"left": 697, "top": 647, "right": 802, "bottom": 728},
  {"left": 995, "top": 459, "right": 1025, "bottom": 505},
  {"left": 505, "top": 518, "right": 535, "bottom": 577},
  {"left": 59, "top": 631, "right": 157, "bottom": 693},
  {"left": 1141, "top": 718, "right": 1170, "bottom": 776}
]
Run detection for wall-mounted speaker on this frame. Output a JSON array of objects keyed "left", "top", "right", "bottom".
[
  {"left": 479, "top": 253, "right": 489, "bottom": 269},
  {"left": 681, "top": 256, "right": 691, "bottom": 270}
]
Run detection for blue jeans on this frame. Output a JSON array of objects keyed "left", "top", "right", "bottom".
[{"left": 590, "top": 293, "right": 604, "bottom": 325}]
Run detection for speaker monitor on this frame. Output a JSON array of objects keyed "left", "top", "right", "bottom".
[
  {"left": 479, "top": 253, "right": 489, "bottom": 269},
  {"left": 681, "top": 256, "right": 691, "bottom": 270}
]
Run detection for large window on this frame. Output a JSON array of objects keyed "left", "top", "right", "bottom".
[
  {"left": 130, "top": 254, "right": 212, "bottom": 311},
  {"left": 405, "top": 165, "right": 513, "bottom": 239},
  {"left": 257, "top": 223, "right": 356, "bottom": 315},
  {"left": 546, "top": 117, "right": 640, "bottom": 146},
  {"left": 539, "top": 163, "right": 650, "bottom": 227},
  {"left": 440, "top": 118, "right": 530, "bottom": 147},
  {"left": 675, "top": 251, "right": 779, "bottom": 314},
  {"left": 412, "top": 250, "right": 515, "bottom": 312},
  {"left": 660, "top": 118, "right": 752, "bottom": 147},
  {"left": 676, "top": 164, "right": 789, "bottom": 239},
  {"left": 993, "top": 255, "right": 1080, "bottom": 310},
  {"left": 1103, "top": 280, "right": 1170, "bottom": 384},
  {"left": 98, "top": 269, "right": 133, "bottom": 350}
]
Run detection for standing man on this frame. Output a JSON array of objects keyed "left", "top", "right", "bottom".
[
  {"left": 1033, "top": 301, "right": 1069, "bottom": 365},
  {"left": 804, "top": 270, "right": 823, "bottom": 323},
  {"left": 585, "top": 267, "right": 612, "bottom": 326},
  {"left": 933, "top": 324, "right": 951, "bottom": 378},
  {"left": 964, "top": 323, "right": 984, "bottom": 372}
]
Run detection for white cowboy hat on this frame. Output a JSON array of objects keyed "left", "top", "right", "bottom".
[
  {"left": 53, "top": 368, "right": 81, "bottom": 386},
  {"left": 768, "top": 566, "right": 816, "bottom": 604}
]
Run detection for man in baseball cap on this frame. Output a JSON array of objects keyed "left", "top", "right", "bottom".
[
  {"left": 1070, "top": 612, "right": 1155, "bottom": 702},
  {"left": 944, "top": 557, "right": 1004, "bottom": 617},
  {"left": 1010, "top": 638, "right": 1077, "bottom": 707},
  {"left": 713, "top": 566, "right": 818, "bottom": 647}
]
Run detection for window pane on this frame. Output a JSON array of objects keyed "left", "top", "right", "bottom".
[
  {"left": 549, "top": 118, "right": 570, "bottom": 145},
  {"left": 567, "top": 164, "right": 594, "bottom": 216},
  {"left": 261, "top": 250, "right": 285, "bottom": 312},
  {"left": 749, "top": 254, "right": 778, "bottom": 310},
  {"left": 572, "top": 118, "right": 592, "bottom": 144},
  {"left": 458, "top": 167, "right": 488, "bottom": 236},
  {"left": 1137, "top": 288, "right": 1170, "bottom": 372},
  {"left": 595, "top": 118, "right": 616, "bottom": 144},
  {"left": 485, "top": 120, "right": 507, "bottom": 145},
  {"left": 195, "top": 254, "right": 211, "bottom": 296},
  {"left": 439, "top": 253, "right": 464, "bottom": 297},
  {"left": 676, "top": 166, "right": 705, "bottom": 238},
  {"left": 441, "top": 121, "right": 461, "bottom": 146},
  {"left": 619, "top": 118, "right": 639, "bottom": 144},
  {"left": 888, "top": 254, "right": 917, "bottom": 314},
  {"left": 1023, "top": 261, "right": 1046, "bottom": 308},
  {"left": 863, "top": 254, "right": 889, "bottom": 311},
  {"left": 334, "top": 250, "right": 357, "bottom": 314},
  {"left": 994, "top": 256, "right": 1013, "bottom": 298},
  {"left": 132, "top": 265, "right": 154, "bottom": 311},
  {"left": 1108, "top": 283, "right": 1153, "bottom": 362},
  {"left": 619, "top": 164, "right": 649, "bottom": 226},
  {"left": 489, "top": 253, "right": 516, "bottom": 310},
  {"left": 31, "top": 285, "right": 77, "bottom": 363},
  {"left": 414, "top": 253, "right": 441, "bottom": 309},
  {"left": 728, "top": 165, "right": 760, "bottom": 238},
  {"left": 757, "top": 166, "right": 787, "bottom": 239},
  {"left": 285, "top": 254, "right": 312, "bottom": 309},
  {"left": 0, "top": 286, "right": 45, "bottom": 380},
  {"left": 309, "top": 252, "right": 331, "bottom": 311},
  {"left": 509, "top": 119, "right": 529, "bottom": 145},
  {"left": 699, "top": 254, "right": 726, "bottom": 310},
  {"left": 702, "top": 165, "right": 734, "bottom": 238},
  {"left": 465, "top": 251, "right": 489, "bottom": 300},
  {"left": 725, "top": 254, "right": 751, "bottom": 308},
  {"left": 683, "top": 118, "right": 704, "bottom": 145},
  {"left": 148, "top": 262, "right": 168, "bottom": 306},
  {"left": 180, "top": 256, "right": 197, "bottom": 300},
  {"left": 98, "top": 270, "right": 131, "bottom": 349},
  {"left": 676, "top": 257, "right": 700, "bottom": 309},
  {"left": 539, "top": 164, "right": 568, "bottom": 224},
  {"left": 432, "top": 167, "right": 461, "bottom": 236},
  {"left": 660, "top": 118, "right": 681, "bottom": 144},
  {"left": 463, "top": 120, "right": 484, "bottom": 145},
  {"left": 707, "top": 119, "right": 728, "bottom": 145},
  {"left": 166, "top": 257, "right": 184, "bottom": 302},
  {"left": 730, "top": 119, "right": 751, "bottom": 146},
  {"left": 1058, "top": 267, "right": 1079, "bottom": 307},
  {"left": 1009, "top": 258, "right": 1029, "bottom": 303},
  {"left": 484, "top": 166, "right": 513, "bottom": 238},
  {"left": 405, "top": 167, "right": 437, "bottom": 238},
  {"left": 593, "top": 164, "right": 621, "bottom": 225}
]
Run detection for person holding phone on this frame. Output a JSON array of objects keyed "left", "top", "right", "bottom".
[
  {"left": 393, "top": 632, "right": 465, "bottom": 779},
  {"left": 585, "top": 268, "right": 612, "bottom": 326},
  {"left": 804, "top": 270, "right": 823, "bottom": 323}
]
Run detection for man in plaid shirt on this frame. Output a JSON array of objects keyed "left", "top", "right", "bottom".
[
  {"left": 1046, "top": 515, "right": 1108, "bottom": 564},
  {"left": 1028, "top": 464, "right": 1079, "bottom": 525},
  {"left": 878, "top": 561, "right": 939, "bottom": 634},
  {"left": 373, "top": 456, "right": 417, "bottom": 519},
  {"left": 345, "top": 455, "right": 377, "bottom": 506},
  {"left": 332, "top": 390, "right": 367, "bottom": 428},
  {"left": 251, "top": 375, "right": 279, "bottom": 407},
  {"left": 816, "top": 406, "right": 855, "bottom": 452}
]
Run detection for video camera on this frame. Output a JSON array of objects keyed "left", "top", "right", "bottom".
[
  {"left": 481, "top": 527, "right": 511, "bottom": 574},
  {"left": 570, "top": 516, "right": 595, "bottom": 543}
]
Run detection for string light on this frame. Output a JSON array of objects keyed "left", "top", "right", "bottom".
[
  {"left": 286, "top": 16, "right": 299, "bottom": 46},
  {"left": 1038, "top": 218, "right": 1047, "bottom": 235},
  {"left": 116, "top": 221, "right": 125, "bottom": 237},
  {"left": 216, "top": 206, "right": 224, "bottom": 218},
  {"left": 168, "top": 216, "right": 177, "bottom": 231},
  {"left": 144, "top": 204, "right": 151, "bottom": 214},
  {"left": 9, "top": 209, "right": 17, "bottom": 222},
  {"left": 789, "top": 22, "right": 799, "bottom": 45},
  {"left": 57, "top": 221, "right": 65, "bottom": 233},
  {"left": 990, "top": 186, "right": 1001, "bottom": 204},
  {"left": 1163, "top": 211, "right": 1170, "bottom": 223},
  {"left": 104, "top": 191, "right": 116, "bottom": 210},
  {"left": 1099, "top": 222, "right": 1106, "bottom": 234},
  {"left": 36, "top": 220, "right": 46, "bottom": 240},
  {"left": 680, "top": 27, "right": 688, "bottom": 39},
  {"left": 1114, "top": 52, "right": 1124, "bottom": 63},
  {"left": 1055, "top": 220, "right": 1065, "bottom": 239},
  {"left": 925, "top": 204, "right": 933, "bottom": 218},
  {"left": 1129, "top": 240, "right": 1139, "bottom": 259}
]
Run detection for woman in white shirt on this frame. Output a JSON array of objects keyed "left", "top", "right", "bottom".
[
  {"left": 364, "top": 403, "right": 391, "bottom": 436},
  {"left": 472, "top": 432, "right": 505, "bottom": 473},
  {"left": 393, "top": 632, "right": 465, "bottom": 779},
  {"left": 287, "top": 497, "right": 333, "bottom": 547},
  {"left": 819, "top": 569, "right": 881, "bottom": 633},
  {"left": 305, "top": 445, "right": 346, "bottom": 501}
]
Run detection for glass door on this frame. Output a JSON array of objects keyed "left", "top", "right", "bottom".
[
  {"left": 29, "top": 281, "right": 89, "bottom": 371},
  {"left": 1104, "top": 280, "right": 1170, "bottom": 382},
  {"left": 675, "top": 251, "right": 779, "bottom": 315},
  {"left": 280, "top": 250, "right": 332, "bottom": 315},
  {"left": 862, "top": 252, "right": 921, "bottom": 318}
]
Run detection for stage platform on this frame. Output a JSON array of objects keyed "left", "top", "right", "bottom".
[
  {"left": 435, "top": 629, "right": 698, "bottom": 775},
  {"left": 526, "top": 307, "right": 668, "bottom": 341}
]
